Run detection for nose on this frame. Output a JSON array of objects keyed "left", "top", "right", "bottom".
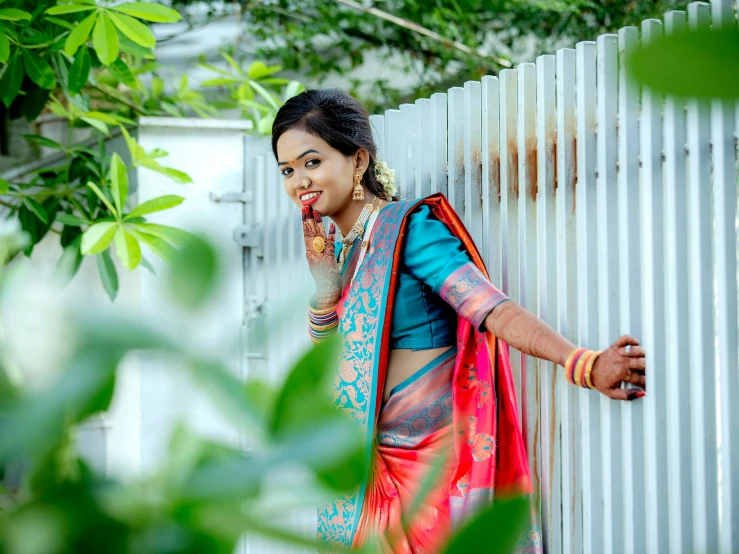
[{"left": 294, "top": 176, "right": 311, "bottom": 192}]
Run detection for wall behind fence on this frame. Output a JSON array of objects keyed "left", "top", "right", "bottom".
[{"left": 365, "top": 1, "right": 739, "bottom": 553}]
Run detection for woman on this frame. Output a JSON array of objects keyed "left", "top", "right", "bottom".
[{"left": 272, "top": 89, "right": 646, "bottom": 553}]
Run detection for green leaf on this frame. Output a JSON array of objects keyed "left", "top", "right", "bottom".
[
  {"left": 271, "top": 336, "right": 342, "bottom": 437},
  {"left": 129, "top": 229, "right": 177, "bottom": 262},
  {"left": 151, "top": 75, "right": 164, "bottom": 97},
  {"left": 442, "top": 496, "right": 530, "bottom": 554},
  {"left": 0, "top": 53, "right": 23, "bottom": 107},
  {"left": 0, "top": 177, "right": 9, "bottom": 193},
  {"left": 92, "top": 11, "right": 118, "bottom": 65},
  {"left": 22, "top": 197, "right": 49, "bottom": 224},
  {"left": 45, "top": 4, "right": 97, "bottom": 15},
  {"left": 111, "top": 2, "right": 182, "bottom": 23},
  {"left": 250, "top": 80, "right": 280, "bottom": 110},
  {"left": 0, "top": 8, "right": 32, "bottom": 21},
  {"left": 125, "top": 194, "right": 183, "bottom": 219},
  {"left": 166, "top": 235, "right": 218, "bottom": 308},
  {"left": 64, "top": 12, "right": 96, "bottom": 56},
  {"left": 201, "top": 77, "right": 239, "bottom": 87},
  {"left": 45, "top": 15, "right": 75, "bottom": 29},
  {"left": 107, "top": 11, "right": 154, "bottom": 48},
  {"left": 80, "top": 116, "right": 109, "bottom": 135},
  {"left": 118, "top": 34, "right": 154, "bottom": 59},
  {"left": 257, "top": 114, "right": 275, "bottom": 135},
  {"left": 97, "top": 248, "right": 118, "bottom": 300},
  {"left": 247, "top": 61, "right": 282, "bottom": 80},
  {"left": 114, "top": 226, "right": 141, "bottom": 269},
  {"left": 22, "top": 50, "right": 56, "bottom": 89},
  {"left": 628, "top": 28, "right": 739, "bottom": 100},
  {"left": 68, "top": 46, "right": 91, "bottom": 94},
  {"left": 139, "top": 255, "right": 155, "bottom": 274},
  {"left": 56, "top": 235, "right": 83, "bottom": 283},
  {"left": 86, "top": 181, "right": 118, "bottom": 216},
  {"left": 239, "top": 99, "right": 270, "bottom": 114},
  {"left": 0, "top": 30, "right": 9, "bottom": 64},
  {"left": 157, "top": 166, "right": 192, "bottom": 184},
  {"left": 56, "top": 213, "right": 88, "bottom": 226},
  {"left": 22, "top": 134, "right": 65, "bottom": 150},
  {"left": 106, "top": 57, "right": 135, "bottom": 86},
  {"left": 81, "top": 221, "right": 117, "bottom": 254},
  {"left": 284, "top": 80, "right": 304, "bottom": 102},
  {"left": 222, "top": 52, "right": 244, "bottom": 76},
  {"left": 130, "top": 222, "right": 193, "bottom": 245},
  {"left": 22, "top": 87, "right": 51, "bottom": 122},
  {"left": 109, "top": 153, "right": 128, "bottom": 214}
]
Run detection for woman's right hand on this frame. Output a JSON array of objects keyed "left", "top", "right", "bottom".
[{"left": 302, "top": 206, "right": 341, "bottom": 307}]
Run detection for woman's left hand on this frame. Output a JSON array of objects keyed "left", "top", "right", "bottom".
[{"left": 590, "top": 335, "right": 646, "bottom": 401}]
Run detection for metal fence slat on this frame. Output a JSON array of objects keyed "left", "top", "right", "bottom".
[
  {"left": 685, "top": 4, "right": 720, "bottom": 552},
  {"left": 555, "top": 46, "right": 582, "bottom": 554},
  {"left": 448, "top": 87, "right": 466, "bottom": 216},
  {"left": 617, "top": 25, "right": 646, "bottom": 554},
  {"left": 640, "top": 19, "right": 669, "bottom": 554},
  {"left": 464, "top": 81, "right": 483, "bottom": 245},
  {"left": 711, "top": 1, "right": 739, "bottom": 551},
  {"left": 535, "top": 53, "right": 560, "bottom": 554},
  {"left": 481, "top": 75, "right": 501, "bottom": 279},
  {"left": 596, "top": 33, "right": 623, "bottom": 554},
  {"left": 575, "top": 40, "right": 603, "bottom": 554}
]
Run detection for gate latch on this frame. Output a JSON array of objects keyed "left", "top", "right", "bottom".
[{"left": 233, "top": 223, "right": 263, "bottom": 255}]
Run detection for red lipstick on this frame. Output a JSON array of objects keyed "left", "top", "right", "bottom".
[{"left": 299, "top": 191, "right": 322, "bottom": 207}]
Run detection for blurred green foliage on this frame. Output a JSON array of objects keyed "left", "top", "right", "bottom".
[
  {"left": 0, "top": 229, "right": 530, "bottom": 552},
  {"left": 629, "top": 26, "right": 739, "bottom": 100}
]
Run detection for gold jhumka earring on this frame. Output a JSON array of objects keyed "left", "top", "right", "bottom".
[{"left": 352, "top": 172, "right": 365, "bottom": 201}]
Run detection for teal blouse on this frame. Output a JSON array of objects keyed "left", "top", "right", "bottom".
[{"left": 338, "top": 205, "right": 508, "bottom": 350}]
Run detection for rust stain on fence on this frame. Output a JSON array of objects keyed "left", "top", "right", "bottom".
[
  {"left": 507, "top": 137, "right": 519, "bottom": 198},
  {"left": 525, "top": 137, "right": 539, "bottom": 203},
  {"left": 571, "top": 134, "right": 578, "bottom": 215},
  {"left": 490, "top": 151, "right": 501, "bottom": 204}
]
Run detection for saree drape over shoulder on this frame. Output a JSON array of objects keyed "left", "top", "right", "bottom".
[{"left": 318, "top": 194, "right": 542, "bottom": 553}]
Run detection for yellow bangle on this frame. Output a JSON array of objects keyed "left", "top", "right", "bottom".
[{"left": 584, "top": 351, "right": 601, "bottom": 389}]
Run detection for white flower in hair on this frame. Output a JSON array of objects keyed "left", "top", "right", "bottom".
[{"left": 374, "top": 159, "right": 397, "bottom": 198}]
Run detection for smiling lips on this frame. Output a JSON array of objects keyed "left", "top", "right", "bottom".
[{"left": 300, "top": 191, "right": 322, "bottom": 207}]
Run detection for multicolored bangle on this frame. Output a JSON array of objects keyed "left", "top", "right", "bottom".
[
  {"left": 564, "top": 347, "right": 601, "bottom": 389},
  {"left": 308, "top": 295, "right": 338, "bottom": 343}
]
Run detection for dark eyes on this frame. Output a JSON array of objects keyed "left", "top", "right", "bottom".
[{"left": 281, "top": 159, "right": 320, "bottom": 177}]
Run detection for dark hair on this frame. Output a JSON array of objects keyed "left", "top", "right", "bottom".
[{"left": 271, "top": 89, "right": 396, "bottom": 201}]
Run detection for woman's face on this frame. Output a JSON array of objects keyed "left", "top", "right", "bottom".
[{"left": 276, "top": 128, "right": 366, "bottom": 216}]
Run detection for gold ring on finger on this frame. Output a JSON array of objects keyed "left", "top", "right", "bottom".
[{"left": 312, "top": 236, "right": 325, "bottom": 253}]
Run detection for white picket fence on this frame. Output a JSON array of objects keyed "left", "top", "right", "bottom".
[
  {"left": 238, "top": 2, "right": 739, "bottom": 553},
  {"left": 346, "top": 1, "right": 737, "bottom": 553}
]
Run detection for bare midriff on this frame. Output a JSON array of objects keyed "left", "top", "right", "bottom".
[{"left": 383, "top": 346, "right": 453, "bottom": 402}]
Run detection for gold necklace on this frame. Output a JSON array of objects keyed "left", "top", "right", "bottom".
[{"left": 337, "top": 196, "right": 381, "bottom": 270}]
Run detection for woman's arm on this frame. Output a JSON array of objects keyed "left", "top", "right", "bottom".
[
  {"left": 484, "top": 301, "right": 574, "bottom": 366},
  {"left": 484, "top": 301, "right": 647, "bottom": 401}
]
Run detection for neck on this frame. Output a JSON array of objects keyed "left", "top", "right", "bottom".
[{"left": 332, "top": 190, "right": 376, "bottom": 237}]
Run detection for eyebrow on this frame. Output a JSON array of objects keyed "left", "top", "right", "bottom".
[{"left": 277, "top": 149, "right": 322, "bottom": 166}]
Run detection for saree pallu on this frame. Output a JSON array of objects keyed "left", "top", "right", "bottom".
[{"left": 319, "top": 194, "right": 542, "bottom": 553}]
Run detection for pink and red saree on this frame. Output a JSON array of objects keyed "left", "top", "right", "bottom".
[{"left": 319, "top": 194, "right": 542, "bottom": 553}]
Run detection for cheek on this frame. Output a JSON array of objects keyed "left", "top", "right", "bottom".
[{"left": 283, "top": 178, "right": 301, "bottom": 207}]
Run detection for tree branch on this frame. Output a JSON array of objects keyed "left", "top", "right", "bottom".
[{"left": 331, "top": 0, "right": 512, "bottom": 68}]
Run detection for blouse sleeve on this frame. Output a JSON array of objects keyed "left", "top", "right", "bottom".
[{"left": 402, "top": 205, "right": 509, "bottom": 331}]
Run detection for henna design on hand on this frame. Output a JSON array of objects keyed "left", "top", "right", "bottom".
[
  {"left": 590, "top": 335, "right": 647, "bottom": 401},
  {"left": 302, "top": 206, "right": 341, "bottom": 300}
]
